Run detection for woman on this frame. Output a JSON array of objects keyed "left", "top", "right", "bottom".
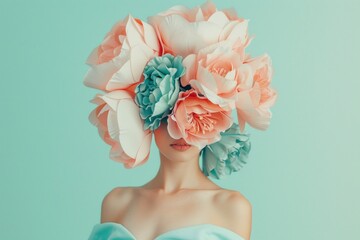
[
  {"left": 92, "top": 118, "right": 252, "bottom": 240},
  {"left": 85, "top": 2, "right": 277, "bottom": 239}
]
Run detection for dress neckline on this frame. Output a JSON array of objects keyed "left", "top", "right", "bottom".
[{"left": 96, "top": 222, "right": 245, "bottom": 239}]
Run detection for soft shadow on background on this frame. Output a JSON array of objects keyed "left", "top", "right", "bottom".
[{"left": 0, "top": 0, "right": 359, "bottom": 239}]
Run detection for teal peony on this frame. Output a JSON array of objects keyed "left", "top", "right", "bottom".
[
  {"left": 135, "top": 53, "right": 186, "bottom": 131},
  {"left": 201, "top": 122, "right": 251, "bottom": 179}
]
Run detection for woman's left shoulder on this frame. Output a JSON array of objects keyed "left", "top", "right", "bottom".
[
  {"left": 214, "top": 189, "right": 252, "bottom": 240},
  {"left": 214, "top": 189, "right": 252, "bottom": 208}
]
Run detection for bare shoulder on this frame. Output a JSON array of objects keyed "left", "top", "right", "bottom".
[
  {"left": 223, "top": 189, "right": 252, "bottom": 213},
  {"left": 213, "top": 188, "right": 251, "bottom": 206},
  {"left": 100, "top": 187, "right": 135, "bottom": 223},
  {"left": 214, "top": 189, "right": 252, "bottom": 240}
]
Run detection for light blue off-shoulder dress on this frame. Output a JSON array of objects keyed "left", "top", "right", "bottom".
[{"left": 88, "top": 222, "right": 245, "bottom": 240}]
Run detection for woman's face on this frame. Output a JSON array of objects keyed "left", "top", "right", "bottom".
[{"left": 154, "top": 118, "right": 202, "bottom": 162}]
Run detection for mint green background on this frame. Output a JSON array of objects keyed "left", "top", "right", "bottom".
[{"left": 1, "top": 0, "right": 359, "bottom": 239}]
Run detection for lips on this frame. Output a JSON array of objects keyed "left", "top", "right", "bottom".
[
  {"left": 170, "top": 139, "right": 192, "bottom": 151},
  {"left": 170, "top": 139, "right": 190, "bottom": 146}
]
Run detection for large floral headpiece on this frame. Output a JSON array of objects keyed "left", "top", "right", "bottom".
[{"left": 83, "top": 0, "right": 277, "bottom": 179}]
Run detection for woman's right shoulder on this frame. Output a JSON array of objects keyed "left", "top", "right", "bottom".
[
  {"left": 102, "top": 187, "right": 135, "bottom": 202},
  {"left": 100, "top": 187, "right": 135, "bottom": 223}
]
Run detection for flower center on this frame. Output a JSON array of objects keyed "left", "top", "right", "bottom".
[
  {"left": 188, "top": 112, "right": 217, "bottom": 134},
  {"left": 211, "top": 67, "right": 228, "bottom": 77},
  {"left": 209, "top": 62, "right": 232, "bottom": 77}
]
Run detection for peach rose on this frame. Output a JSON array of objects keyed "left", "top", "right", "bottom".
[
  {"left": 193, "top": 0, "right": 245, "bottom": 22},
  {"left": 83, "top": 15, "right": 160, "bottom": 92},
  {"left": 148, "top": 1, "right": 251, "bottom": 57},
  {"left": 88, "top": 90, "right": 152, "bottom": 168},
  {"left": 236, "top": 54, "right": 278, "bottom": 132},
  {"left": 167, "top": 89, "right": 233, "bottom": 149},
  {"left": 181, "top": 41, "right": 253, "bottom": 111}
]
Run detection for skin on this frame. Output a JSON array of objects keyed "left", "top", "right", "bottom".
[{"left": 100, "top": 117, "right": 252, "bottom": 240}]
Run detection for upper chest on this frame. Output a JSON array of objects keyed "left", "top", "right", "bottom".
[{"left": 117, "top": 189, "right": 233, "bottom": 240}]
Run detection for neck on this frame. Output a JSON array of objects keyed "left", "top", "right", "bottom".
[{"left": 142, "top": 151, "right": 217, "bottom": 193}]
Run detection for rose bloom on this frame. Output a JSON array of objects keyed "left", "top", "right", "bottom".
[
  {"left": 236, "top": 54, "right": 278, "bottom": 132},
  {"left": 167, "top": 89, "right": 233, "bottom": 149},
  {"left": 83, "top": 15, "right": 160, "bottom": 92},
  {"left": 148, "top": 1, "right": 251, "bottom": 57},
  {"left": 88, "top": 90, "right": 152, "bottom": 168},
  {"left": 181, "top": 40, "right": 253, "bottom": 111}
]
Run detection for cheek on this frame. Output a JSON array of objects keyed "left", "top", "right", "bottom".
[
  {"left": 154, "top": 124, "right": 172, "bottom": 150},
  {"left": 154, "top": 131, "right": 165, "bottom": 147}
]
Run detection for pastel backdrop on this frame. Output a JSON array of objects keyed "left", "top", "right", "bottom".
[{"left": 0, "top": 0, "right": 359, "bottom": 239}]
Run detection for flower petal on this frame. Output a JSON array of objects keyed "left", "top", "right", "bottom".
[
  {"left": 83, "top": 60, "right": 119, "bottom": 91},
  {"left": 114, "top": 91, "right": 152, "bottom": 158},
  {"left": 108, "top": 43, "right": 153, "bottom": 90},
  {"left": 236, "top": 91, "right": 272, "bottom": 131}
]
